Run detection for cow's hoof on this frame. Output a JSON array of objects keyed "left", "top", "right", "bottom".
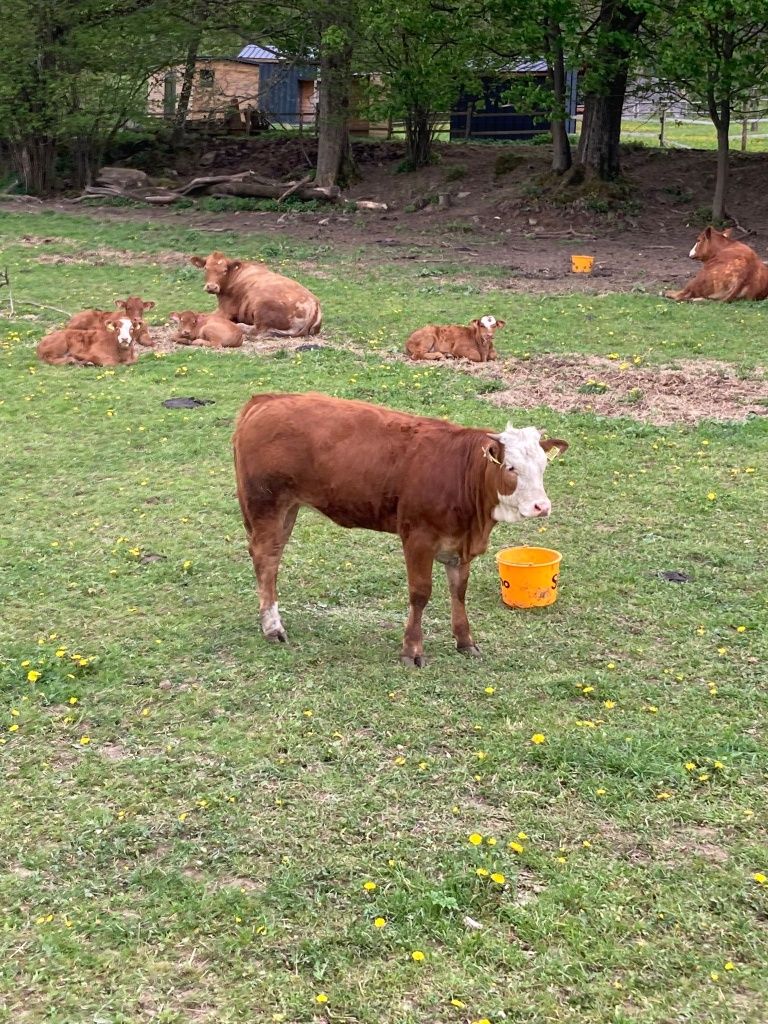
[
  {"left": 400, "top": 654, "right": 425, "bottom": 668},
  {"left": 458, "top": 643, "right": 482, "bottom": 658},
  {"left": 265, "top": 629, "right": 288, "bottom": 643}
]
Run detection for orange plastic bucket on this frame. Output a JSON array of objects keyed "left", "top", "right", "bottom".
[
  {"left": 571, "top": 254, "right": 594, "bottom": 274},
  {"left": 496, "top": 546, "right": 562, "bottom": 608}
]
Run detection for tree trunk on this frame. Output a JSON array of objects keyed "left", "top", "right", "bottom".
[
  {"left": 577, "top": 1, "right": 645, "bottom": 180},
  {"left": 404, "top": 108, "right": 433, "bottom": 169},
  {"left": 547, "top": 20, "right": 571, "bottom": 174},
  {"left": 713, "top": 114, "right": 731, "bottom": 221},
  {"left": 173, "top": 33, "right": 202, "bottom": 143},
  {"left": 315, "top": 41, "right": 354, "bottom": 188},
  {"left": 10, "top": 136, "right": 58, "bottom": 195}
]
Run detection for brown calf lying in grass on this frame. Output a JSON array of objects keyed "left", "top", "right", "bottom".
[
  {"left": 405, "top": 316, "right": 505, "bottom": 362},
  {"left": 169, "top": 311, "right": 245, "bottom": 348},
  {"left": 666, "top": 227, "right": 768, "bottom": 302},
  {"left": 37, "top": 318, "right": 139, "bottom": 366},
  {"left": 67, "top": 296, "right": 155, "bottom": 345}
]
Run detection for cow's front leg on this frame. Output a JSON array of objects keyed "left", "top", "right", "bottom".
[
  {"left": 445, "top": 559, "right": 480, "bottom": 657},
  {"left": 401, "top": 538, "right": 435, "bottom": 668}
]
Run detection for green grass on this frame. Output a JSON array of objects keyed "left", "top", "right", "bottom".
[
  {"left": 1, "top": 209, "right": 767, "bottom": 1024},
  {"left": 621, "top": 117, "right": 768, "bottom": 152}
]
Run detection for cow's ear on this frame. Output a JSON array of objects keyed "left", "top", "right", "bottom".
[
  {"left": 228, "top": 260, "right": 242, "bottom": 273},
  {"left": 190, "top": 256, "right": 206, "bottom": 268},
  {"left": 722, "top": 227, "right": 734, "bottom": 238},
  {"left": 704, "top": 226, "right": 713, "bottom": 238},
  {"left": 540, "top": 438, "right": 569, "bottom": 458},
  {"left": 169, "top": 312, "right": 181, "bottom": 322},
  {"left": 470, "top": 318, "right": 481, "bottom": 328},
  {"left": 496, "top": 319, "right": 506, "bottom": 329},
  {"left": 483, "top": 433, "right": 505, "bottom": 466},
  {"left": 142, "top": 300, "right": 156, "bottom": 310},
  {"left": 114, "top": 299, "right": 127, "bottom": 310}
]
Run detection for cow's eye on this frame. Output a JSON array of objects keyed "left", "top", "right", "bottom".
[{"left": 507, "top": 465, "right": 516, "bottom": 473}]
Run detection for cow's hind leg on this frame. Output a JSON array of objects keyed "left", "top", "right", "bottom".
[
  {"left": 245, "top": 505, "right": 299, "bottom": 642},
  {"left": 445, "top": 560, "right": 480, "bottom": 657},
  {"left": 401, "top": 536, "right": 435, "bottom": 668}
]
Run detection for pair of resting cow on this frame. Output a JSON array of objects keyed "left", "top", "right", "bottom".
[{"left": 36, "top": 252, "right": 323, "bottom": 366}]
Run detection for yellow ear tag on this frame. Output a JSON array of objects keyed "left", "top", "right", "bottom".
[{"left": 546, "top": 446, "right": 559, "bottom": 462}]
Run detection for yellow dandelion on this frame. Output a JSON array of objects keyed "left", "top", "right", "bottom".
[
  {"left": 476, "top": 867, "right": 489, "bottom": 877},
  {"left": 583, "top": 685, "right": 594, "bottom": 694},
  {"left": 315, "top": 992, "right": 328, "bottom": 1004},
  {"left": 596, "top": 788, "right": 606, "bottom": 796},
  {"left": 374, "top": 917, "right": 386, "bottom": 928},
  {"left": 517, "top": 831, "right": 528, "bottom": 839},
  {"left": 79, "top": 736, "right": 90, "bottom": 746},
  {"left": 450, "top": 998, "right": 466, "bottom": 1008},
  {"left": 411, "top": 950, "right": 425, "bottom": 962},
  {"left": 531, "top": 733, "right": 546, "bottom": 745},
  {"left": 363, "top": 880, "right": 377, "bottom": 891},
  {"left": 684, "top": 762, "right": 696, "bottom": 771},
  {"left": 713, "top": 760, "right": 725, "bottom": 770},
  {"left": 753, "top": 872, "right": 767, "bottom": 884},
  {"left": 394, "top": 756, "right": 406, "bottom": 766},
  {"left": 603, "top": 700, "right": 616, "bottom": 709},
  {"left": 606, "top": 662, "right": 616, "bottom": 670},
  {"left": 724, "top": 961, "right": 735, "bottom": 971},
  {"left": 486, "top": 836, "right": 496, "bottom": 846},
  {"left": 27, "top": 670, "right": 41, "bottom": 683},
  {"left": 707, "top": 492, "right": 716, "bottom": 501},
  {"left": 736, "top": 625, "right": 746, "bottom": 633},
  {"left": 656, "top": 791, "right": 672, "bottom": 800},
  {"left": 710, "top": 971, "right": 719, "bottom": 982},
  {"left": 468, "top": 833, "right": 483, "bottom": 845},
  {"left": 508, "top": 841, "right": 524, "bottom": 854},
  {"left": 8, "top": 724, "right": 19, "bottom": 733},
  {"left": 490, "top": 872, "right": 505, "bottom": 885}
]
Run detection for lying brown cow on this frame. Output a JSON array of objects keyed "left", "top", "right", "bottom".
[
  {"left": 405, "top": 315, "right": 505, "bottom": 362},
  {"left": 233, "top": 392, "right": 568, "bottom": 666},
  {"left": 67, "top": 296, "right": 155, "bottom": 346},
  {"left": 666, "top": 227, "right": 768, "bottom": 302},
  {"left": 169, "top": 310, "right": 244, "bottom": 348},
  {"left": 190, "top": 251, "right": 322, "bottom": 336},
  {"left": 37, "top": 318, "right": 139, "bottom": 366}
]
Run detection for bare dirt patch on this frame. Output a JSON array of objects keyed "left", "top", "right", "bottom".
[
  {"left": 35, "top": 246, "right": 188, "bottom": 269},
  {"left": 477, "top": 354, "right": 767, "bottom": 425}
]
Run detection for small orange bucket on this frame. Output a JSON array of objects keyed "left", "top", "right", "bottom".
[
  {"left": 496, "top": 546, "right": 562, "bottom": 609},
  {"left": 571, "top": 254, "right": 594, "bottom": 274}
]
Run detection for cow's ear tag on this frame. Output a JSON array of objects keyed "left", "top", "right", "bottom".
[{"left": 546, "top": 446, "right": 559, "bottom": 462}]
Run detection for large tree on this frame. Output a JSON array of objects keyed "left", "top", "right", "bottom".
[
  {"left": 576, "top": 0, "right": 647, "bottom": 180},
  {"left": 653, "top": 0, "right": 768, "bottom": 219}
]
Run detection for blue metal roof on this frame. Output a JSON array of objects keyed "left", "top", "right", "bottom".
[
  {"left": 237, "top": 44, "right": 280, "bottom": 62},
  {"left": 508, "top": 60, "right": 549, "bottom": 74}
]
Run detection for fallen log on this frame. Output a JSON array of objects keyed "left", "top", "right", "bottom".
[{"left": 212, "top": 181, "right": 341, "bottom": 202}]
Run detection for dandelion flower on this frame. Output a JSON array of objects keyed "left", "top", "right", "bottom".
[
  {"left": 490, "top": 872, "right": 505, "bottom": 885},
  {"left": 603, "top": 700, "right": 616, "bottom": 709},
  {"left": 468, "top": 833, "right": 483, "bottom": 845},
  {"left": 724, "top": 961, "right": 735, "bottom": 971},
  {"left": 684, "top": 762, "right": 696, "bottom": 771},
  {"left": 508, "top": 841, "right": 524, "bottom": 854},
  {"left": 736, "top": 625, "right": 746, "bottom": 633},
  {"left": 596, "top": 788, "right": 606, "bottom": 796},
  {"left": 27, "top": 670, "right": 41, "bottom": 683},
  {"left": 315, "top": 992, "right": 329, "bottom": 1004},
  {"left": 707, "top": 492, "right": 716, "bottom": 501},
  {"left": 450, "top": 998, "right": 466, "bottom": 1008},
  {"left": 79, "top": 736, "right": 90, "bottom": 746},
  {"left": 411, "top": 950, "right": 425, "bottom": 962},
  {"left": 374, "top": 917, "right": 386, "bottom": 928},
  {"left": 753, "top": 872, "right": 767, "bottom": 885},
  {"left": 484, "top": 686, "right": 495, "bottom": 695},
  {"left": 363, "top": 880, "right": 377, "bottom": 891},
  {"left": 8, "top": 724, "right": 19, "bottom": 733},
  {"left": 531, "top": 733, "right": 546, "bottom": 745},
  {"left": 476, "top": 867, "right": 489, "bottom": 877},
  {"left": 710, "top": 971, "right": 720, "bottom": 982}
]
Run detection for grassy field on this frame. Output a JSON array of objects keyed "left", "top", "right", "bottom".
[
  {"left": 1, "top": 208, "right": 767, "bottom": 1024},
  {"left": 620, "top": 117, "right": 768, "bottom": 152}
]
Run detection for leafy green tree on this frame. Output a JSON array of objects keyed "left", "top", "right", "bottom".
[{"left": 653, "top": 0, "right": 768, "bottom": 219}]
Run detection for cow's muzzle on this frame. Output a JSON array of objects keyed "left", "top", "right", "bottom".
[{"left": 204, "top": 283, "right": 220, "bottom": 294}]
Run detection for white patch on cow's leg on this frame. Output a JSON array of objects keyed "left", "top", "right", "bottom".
[{"left": 261, "top": 603, "right": 287, "bottom": 642}]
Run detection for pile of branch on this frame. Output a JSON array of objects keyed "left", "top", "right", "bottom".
[{"left": 67, "top": 170, "right": 344, "bottom": 206}]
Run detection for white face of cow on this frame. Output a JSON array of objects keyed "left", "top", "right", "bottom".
[
  {"left": 115, "top": 317, "right": 133, "bottom": 347},
  {"left": 492, "top": 425, "right": 552, "bottom": 522},
  {"left": 480, "top": 315, "right": 497, "bottom": 329}
]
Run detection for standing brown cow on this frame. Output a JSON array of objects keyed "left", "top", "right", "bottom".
[
  {"left": 169, "top": 310, "right": 244, "bottom": 348},
  {"left": 190, "top": 251, "right": 322, "bottom": 336},
  {"left": 233, "top": 392, "right": 568, "bottom": 666},
  {"left": 666, "top": 227, "right": 768, "bottom": 301},
  {"left": 37, "top": 318, "right": 139, "bottom": 366},
  {"left": 406, "top": 315, "right": 505, "bottom": 362},
  {"left": 67, "top": 296, "right": 155, "bottom": 346}
]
